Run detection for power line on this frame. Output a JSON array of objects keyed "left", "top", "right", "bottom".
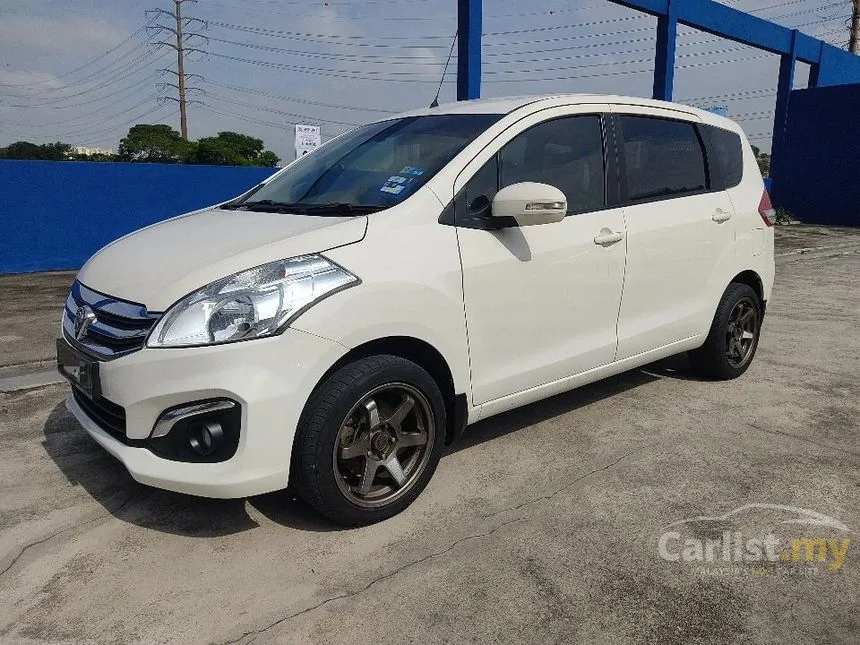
[
  {"left": 62, "top": 106, "right": 179, "bottom": 145},
  {"left": 204, "top": 36, "right": 450, "bottom": 64},
  {"left": 206, "top": 20, "right": 451, "bottom": 41},
  {"left": 203, "top": 92, "right": 361, "bottom": 126},
  {"left": 199, "top": 103, "right": 329, "bottom": 134},
  {"left": 205, "top": 51, "right": 444, "bottom": 82},
  {"left": 203, "top": 80, "right": 396, "bottom": 114},
  {"left": 3, "top": 47, "right": 169, "bottom": 105},
  {"left": 22, "top": 100, "right": 170, "bottom": 144},
  {"left": 483, "top": 45, "right": 765, "bottom": 77},
  {"left": 0, "top": 20, "right": 155, "bottom": 88},
  {"left": 205, "top": 0, "right": 456, "bottom": 21},
  {"left": 681, "top": 87, "right": 778, "bottom": 102},
  {"left": 482, "top": 53, "right": 770, "bottom": 84},
  {"left": 2, "top": 38, "right": 163, "bottom": 100},
  {"left": 1, "top": 76, "right": 159, "bottom": 126}
]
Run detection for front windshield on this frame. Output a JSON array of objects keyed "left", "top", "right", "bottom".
[{"left": 236, "top": 114, "right": 502, "bottom": 211}]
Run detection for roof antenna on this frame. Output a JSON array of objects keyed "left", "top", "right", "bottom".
[{"left": 430, "top": 31, "right": 457, "bottom": 108}]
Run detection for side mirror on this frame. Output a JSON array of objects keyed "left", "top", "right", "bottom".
[{"left": 491, "top": 182, "right": 567, "bottom": 226}]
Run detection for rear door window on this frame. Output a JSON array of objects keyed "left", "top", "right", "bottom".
[{"left": 617, "top": 115, "right": 707, "bottom": 202}]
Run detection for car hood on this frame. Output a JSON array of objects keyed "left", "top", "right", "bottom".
[{"left": 77, "top": 208, "right": 368, "bottom": 311}]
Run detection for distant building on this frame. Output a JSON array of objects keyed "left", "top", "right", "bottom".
[{"left": 72, "top": 146, "right": 115, "bottom": 156}]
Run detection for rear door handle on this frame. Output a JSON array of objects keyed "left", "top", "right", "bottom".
[
  {"left": 594, "top": 229, "right": 624, "bottom": 245},
  {"left": 712, "top": 209, "right": 733, "bottom": 223}
]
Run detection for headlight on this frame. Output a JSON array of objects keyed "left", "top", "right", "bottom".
[{"left": 147, "top": 255, "right": 358, "bottom": 348}]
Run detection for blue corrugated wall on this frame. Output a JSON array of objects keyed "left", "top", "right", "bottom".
[
  {"left": 0, "top": 160, "right": 276, "bottom": 274},
  {"left": 772, "top": 84, "right": 860, "bottom": 227}
]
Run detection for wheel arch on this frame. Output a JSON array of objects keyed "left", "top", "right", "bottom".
[
  {"left": 310, "top": 336, "right": 467, "bottom": 446},
  {"left": 729, "top": 269, "right": 765, "bottom": 313}
]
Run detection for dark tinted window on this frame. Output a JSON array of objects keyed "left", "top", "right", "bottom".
[
  {"left": 499, "top": 116, "right": 605, "bottom": 213},
  {"left": 618, "top": 116, "right": 707, "bottom": 201},
  {"left": 704, "top": 125, "right": 744, "bottom": 189}
]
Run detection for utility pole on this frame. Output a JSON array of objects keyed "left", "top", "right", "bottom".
[
  {"left": 146, "top": 1, "right": 206, "bottom": 139},
  {"left": 850, "top": 0, "right": 860, "bottom": 54},
  {"left": 174, "top": 0, "right": 188, "bottom": 138}
]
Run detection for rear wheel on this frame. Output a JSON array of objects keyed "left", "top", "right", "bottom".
[
  {"left": 292, "top": 355, "right": 445, "bottom": 526},
  {"left": 688, "top": 283, "right": 762, "bottom": 380}
]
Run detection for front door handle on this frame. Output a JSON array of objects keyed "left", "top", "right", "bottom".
[
  {"left": 712, "top": 208, "right": 733, "bottom": 223},
  {"left": 594, "top": 229, "right": 624, "bottom": 245}
]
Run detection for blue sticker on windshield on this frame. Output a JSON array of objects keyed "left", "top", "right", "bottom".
[
  {"left": 380, "top": 175, "right": 412, "bottom": 195},
  {"left": 400, "top": 166, "right": 425, "bottom": 176}
]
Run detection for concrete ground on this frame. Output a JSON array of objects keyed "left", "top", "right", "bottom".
[{"left": 0, "top": 226, "right": 858, "bottom": 645}]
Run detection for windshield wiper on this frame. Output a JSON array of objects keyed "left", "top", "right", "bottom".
[
  {"left": 297, "top": 202, "right": 385, "bottom": 215},
  {"left": 219, "top": 200, "right": 296, "bottom": 212},
  {"left": 220, "top": 200, "right": 384, "bottom": 215}
]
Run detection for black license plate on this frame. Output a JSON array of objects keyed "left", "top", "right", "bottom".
[{"left": 57, "top": 338, "right": 101, "bottom": 398}]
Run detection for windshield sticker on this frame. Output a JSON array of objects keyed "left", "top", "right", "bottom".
[
  {"left": 380, "top": 175, "right": 412, "bottom": 195},
  {"left": 400, "top": 166, "right": 425, "bottom": 176}
]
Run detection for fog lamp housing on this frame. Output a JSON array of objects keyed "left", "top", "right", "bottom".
[{"left": 148, "top": 398, "right": 241, "bottom": 463}]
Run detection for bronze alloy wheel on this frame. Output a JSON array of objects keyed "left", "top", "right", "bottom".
[
  {"left": 333, "top": 383, "right": 436, "bottom": 508},
  {"left": 725, "top": 296, "right": 759, "bottom": 369}
]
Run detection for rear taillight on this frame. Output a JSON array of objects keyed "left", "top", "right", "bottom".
[{"left": 758, "top": 189, "right": 776, "bottom": 227}]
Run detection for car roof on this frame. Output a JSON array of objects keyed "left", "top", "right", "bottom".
[{"left": 391, "top": 93, "right": 738, "bottom": 130}]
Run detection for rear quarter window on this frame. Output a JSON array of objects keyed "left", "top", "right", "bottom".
[{"left": 703, "top": 124, "right": 744, "bottom": 190}]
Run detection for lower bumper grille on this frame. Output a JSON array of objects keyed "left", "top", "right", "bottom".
[{"left": 73, "top": 388, "right": 127, "bottom": 442}]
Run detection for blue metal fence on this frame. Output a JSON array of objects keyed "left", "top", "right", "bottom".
[
  {"left": 772, "top": 85, "right": 860, "bottom": 226},
  {"left": 1, "top": 160, "right": 275, "bottom": 274}
]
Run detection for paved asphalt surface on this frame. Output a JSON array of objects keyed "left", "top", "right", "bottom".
[{"left": 0, "top": 226, "right": 858, "bottom": 645}]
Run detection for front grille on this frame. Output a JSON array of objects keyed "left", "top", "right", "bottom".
[
  {"left": 63, "top": 281, "right": 160, "bottom": 360},
  {"left": 73, "top": 388, "right": 127, "bottom": 442}
]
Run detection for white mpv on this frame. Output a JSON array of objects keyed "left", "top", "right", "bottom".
[{"left": 60, "top": 95, "right": 775, "bottom": 525}]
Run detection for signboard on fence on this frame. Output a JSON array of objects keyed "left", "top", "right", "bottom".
[{"left": 294, "top": 124, "right": 321, "bottom": 158}]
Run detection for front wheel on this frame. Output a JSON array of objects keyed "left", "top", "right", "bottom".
[
  {"left": 291, "top": 355, "right": 445, "bottom": 526},
  {"left": 688, "top": 282, "right": 762, "bottom": 380}
]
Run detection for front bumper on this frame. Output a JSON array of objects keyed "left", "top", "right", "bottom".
[{"left": 66, "top": 327, "right": 348, "bottom": 498}]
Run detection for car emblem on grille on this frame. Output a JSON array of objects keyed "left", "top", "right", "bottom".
[{"left": 74, "top": 305, "right": 97, "bottom": 340}]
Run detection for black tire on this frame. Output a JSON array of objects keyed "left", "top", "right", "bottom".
[
  {"left": 291, "top": 355, "right": 446, "bottom": 526},
  {"left": 688, "top": 282, "right": 762, "bottom": 380}
]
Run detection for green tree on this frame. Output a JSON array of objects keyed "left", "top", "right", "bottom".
[
  {"left": 756, "top": 153, "right": 771, "bottom": 177},
  {"left": 117, "top": 124, "right": 195, "bottom": 163},
  {"left": 192, "top": 131, "right": 279, "bottom": 166},
  {"left": 0, "top": 141, "right": 72, "bottom": 160},
  {"left": 69, "top": 152, "right": 118, "bottom": 162},
  {"left": 749, "top": 145, "right": 770, "bottom": 177}
]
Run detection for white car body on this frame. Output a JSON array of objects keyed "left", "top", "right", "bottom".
[{"left": 63, "top": 94, "right": 774, "bottom": 504}]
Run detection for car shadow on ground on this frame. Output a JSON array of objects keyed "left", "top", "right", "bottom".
[
  {"left": 450, "top": 366, "right": 662, "bottom": 453},
  {"left": 41, "top": 354, "right": 697, "bottom": 535},
  {"left": 638, "top": 352, "right": 710, "bottom": 383}
]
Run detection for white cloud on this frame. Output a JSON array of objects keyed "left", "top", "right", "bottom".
[
  {"left": 0, "top": 14, "right": 128, "bottom": 55},
  {"left": 0, "top": 70, "right": 65, "bottom": 90}
]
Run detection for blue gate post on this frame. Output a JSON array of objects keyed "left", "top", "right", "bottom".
[
  {"left": 807, "top": 61, "right": 820, "bottom": 89},
  {"left": 457, "top": 0, "right": 482, "bottom": 100},
  {"left": 652, "top": 0, "right": 678, "bottom": 101},
  {"left": 771, "top": 29, "right": 798, "bottom": 197}
]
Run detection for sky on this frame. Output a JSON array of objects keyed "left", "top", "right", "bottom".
[{"left": 0, "top": 0, "right": 853, "bottom": 160}]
